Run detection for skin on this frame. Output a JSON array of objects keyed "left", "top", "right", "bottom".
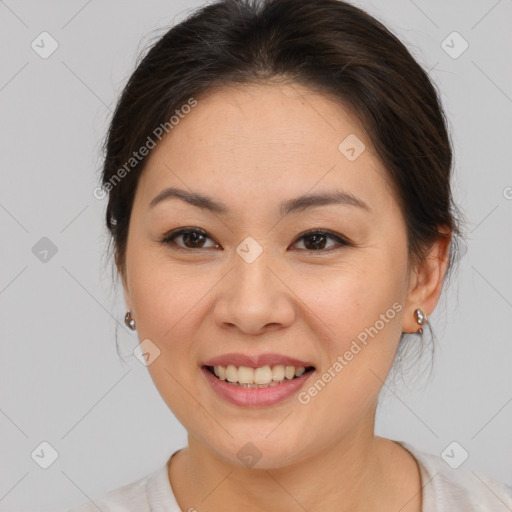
[{"left": 119, "top": 82, "right": 451, "bottom": 512}]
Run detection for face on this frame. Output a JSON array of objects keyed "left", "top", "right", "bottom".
[{"left": 121, "top": 82, "right": 417, "bottom": 468}]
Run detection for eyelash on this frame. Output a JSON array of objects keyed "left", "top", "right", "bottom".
[{"left": 158, "top": 227, "right": 351, "bottom": 253}]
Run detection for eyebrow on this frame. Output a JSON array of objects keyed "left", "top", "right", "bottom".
[{"left": 149, "top": 186, "right": 370, "bottom": 216}]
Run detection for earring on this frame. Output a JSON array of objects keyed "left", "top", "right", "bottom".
[
  {"left": 124, "top": 310, "right": 136, "bottom": 330},
  {"left": 414, "top": 308, "right": 427, "bottom": 334}
]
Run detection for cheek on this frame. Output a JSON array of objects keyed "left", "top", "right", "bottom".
[
  {"left": 300, "top": 250, "right": 408, "bottom": 401},
  {"left": 300, "top": 253, "right": 406, "bottom": 344},
  {"left": 126, "top": 253, "right": 214, "bottom": 425},
  {"left": 128, "top": 247, "right": 211, "bottom": 341},
  {"left": 293, "top": 260, "right": 406, "bottom": 427}
]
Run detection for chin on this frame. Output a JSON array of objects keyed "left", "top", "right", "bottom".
[{"left": 205, "top": 432, "right": 311, "bottom": 470}]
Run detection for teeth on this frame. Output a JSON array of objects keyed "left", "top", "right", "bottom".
[
  {"left": 295, "top": 366, "right": 305, "bottom": 377},
  {"left": 212, "top": 364, "right": 308, "bottom": 386},
  {"left": 285, "top": 365, "right": 295, "bottom": 379},
  {"left": 254, "top": 366, "right": 273, "bottom": 384},
  {"left": 272, "top": 365, "right": 284, "bottom": 381},
  {"left": 238, "top": 366, "right": 254, "bottom": 384},
  {"left": 225, "top": 365, "right": 238, "bottom": 383}
]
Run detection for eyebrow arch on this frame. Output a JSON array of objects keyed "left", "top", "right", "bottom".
[{"left": 149, "top": 186, "right": 370, "bottom": 215}]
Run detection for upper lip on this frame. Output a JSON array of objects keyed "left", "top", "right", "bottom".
[{"left": 202, "top": 353, "right": 315, "bottom": 368}]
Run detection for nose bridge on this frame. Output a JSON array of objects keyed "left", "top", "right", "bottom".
[
  {"left": 214, "top": 240, "right": 295, "bottom": 332},
  {"left": 230, "top": 242, "right": 277, "bottom": 307},
  {"left": 234, "top": 246, "right": 272, "bottom": 295}
]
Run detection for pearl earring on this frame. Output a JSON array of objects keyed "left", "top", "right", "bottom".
[{"left": 414, "top": 308, "right": 427, "bottom": 334}]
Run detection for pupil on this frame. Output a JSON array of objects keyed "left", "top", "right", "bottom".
[
  {"left": 185, "top": 232, "right": 204, "bottom": 248},
  {"left": 305, "top": 234, "right": 326, "bottom": 250}
]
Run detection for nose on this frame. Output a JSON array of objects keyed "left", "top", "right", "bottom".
[{"left": 213, "top": 251, "right": 296, "bottom": 335}]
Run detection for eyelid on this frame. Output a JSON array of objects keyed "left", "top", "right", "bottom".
[
  {"left": 291, "top": 229, "right": 351, "bottom": 251},
  {"left": 159, "top": 227, "right": 352, "bottom": 252},
  {"left": 159, "top": 227, "right": 220, "bottom": 250}
]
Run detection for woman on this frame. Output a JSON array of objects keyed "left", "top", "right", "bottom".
[{"left": 68, "top": 0, "right": 512, "bottom": 510}]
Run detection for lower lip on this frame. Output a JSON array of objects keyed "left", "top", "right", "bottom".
[{"left": 201, "top": 366, "right": 315, "bottom": 407}]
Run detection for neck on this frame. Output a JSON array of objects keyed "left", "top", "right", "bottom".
[{"left": 167, "top": 412, "right": 420, "bottom": 512}]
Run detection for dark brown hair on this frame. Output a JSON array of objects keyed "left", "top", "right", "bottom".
[{"left": 100, "top": 0, "right": 464, "bottom": 360}]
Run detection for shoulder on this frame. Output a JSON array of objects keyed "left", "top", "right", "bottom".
[
  {"left": 64, "top": 451, "right": 183, "bottom": 512},
  {"left": 64, "top": 467, "right": 155, "bottom": 512},
  {"left": 397, "top": 441, "right": 512, "bottom": 512}
]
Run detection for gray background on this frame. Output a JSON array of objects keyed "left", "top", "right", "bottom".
[{"left": 0, "top": 0, "right": 511, "bottom": 510}]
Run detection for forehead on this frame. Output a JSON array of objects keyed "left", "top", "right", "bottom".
[
  {"left": 160, "top": 82, "right": 368, "bottom": 159},
  {"left": 137, "top": 82, "right": 394, "bottom": 214}
]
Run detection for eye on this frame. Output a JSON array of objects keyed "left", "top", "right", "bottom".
[
  {"left": 159, "top": 228, "right": 219, "bottom": 251},
  {"left": 291, "top": 229, "right": 350, "bottom": 252},
  {"left": 159, "top": 227, "right": 350, "bottom": 253}
]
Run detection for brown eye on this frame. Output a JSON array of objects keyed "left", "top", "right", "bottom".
[
  {"left": 159, "top": 228, "right": 350, "bottom": 253},
  {"left": 160, "top": 228, "right": 219, "bottom": 250},
  {"left": 292, "top": 230, "right": 349, "bottom": 252}
]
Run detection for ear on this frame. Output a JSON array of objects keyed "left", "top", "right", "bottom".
[{"left": 402, "top": 227, "right": 452, "bottom": 333}]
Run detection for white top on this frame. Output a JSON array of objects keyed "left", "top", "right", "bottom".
[{"left": 66, "top": 441, "right": 512, "bottom": 512}]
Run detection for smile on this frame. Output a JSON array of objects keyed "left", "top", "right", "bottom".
[
  {"left": 201, "top": 364, "right": 316, "bottom": 407},
  {"left": 206, "top": 364, "right": 315, "bottom": 388}
]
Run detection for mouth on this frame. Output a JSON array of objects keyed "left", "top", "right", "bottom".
[{"left": 203, "top": 364, "right": 316, "bottom": 389}]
